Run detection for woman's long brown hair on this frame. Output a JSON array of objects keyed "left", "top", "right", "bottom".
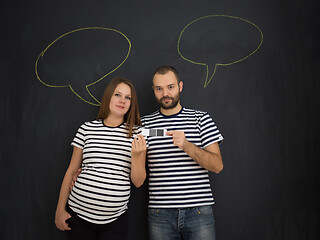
[{"left": 97, "top": 77, "right": 140, "bottom": 137}]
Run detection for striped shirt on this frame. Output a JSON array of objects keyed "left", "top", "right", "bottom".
[
  {"left": 141, "top": 107, "right": 223, "bottom": 208},
  {"left": 68, "top": 120, "right": 139, "bottom": 224}
]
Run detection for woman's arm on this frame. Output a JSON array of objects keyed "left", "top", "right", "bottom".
[
  {"left": 131, "top": 135, "right": 147, "bottom": 188},
  {"left": 55, "top": 146, "right": 83, "bottom": 231}
]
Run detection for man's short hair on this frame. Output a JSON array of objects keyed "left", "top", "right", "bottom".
[{"left": 153, "top": 66, "right": 180, "bottom": 84}]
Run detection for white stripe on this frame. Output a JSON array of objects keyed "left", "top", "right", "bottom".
[
  {"left": 149, "top": 183, "right": 211, "bottom": 190},
  {"left": 150, "top": 193, "right": 213, "bottom": 199}
]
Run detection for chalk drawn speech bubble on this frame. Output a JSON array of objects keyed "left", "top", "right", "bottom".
[
  {"left": 177, "top": 15, "right": 263, "bottom": 87},
  {"left": 35, "top": 27, "right": 131, "bottom": 106}
]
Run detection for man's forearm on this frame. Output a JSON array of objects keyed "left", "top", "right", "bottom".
[{"left": 182, "top": 141, "right": 223, "bottom": 173}]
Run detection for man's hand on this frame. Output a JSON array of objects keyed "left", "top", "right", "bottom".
[
  {"left": 166, "top": 131, "right": 187, "bottom": 150},
  {"left": 69, "top": 168, "right": 81, "bottom": 192}
]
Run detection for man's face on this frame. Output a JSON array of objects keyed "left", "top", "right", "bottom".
[{"left": 152, "top": 71, "right": 182, "bottom": 109}]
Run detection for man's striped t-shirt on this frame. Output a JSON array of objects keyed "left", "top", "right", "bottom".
[
  {"left": 141, "top": 107, "right": 223, "bottom": 208},
  {"left": 68, "top": 120, "right": 138, "bottom": 224}
]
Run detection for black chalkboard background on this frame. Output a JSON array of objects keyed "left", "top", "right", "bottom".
[{"left": 1, "top": 0, "right": 319, "bottom": 239}]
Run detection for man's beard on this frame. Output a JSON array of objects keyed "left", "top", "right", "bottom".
[{"left": 157, "top": 93, "right": 180, "bottom": 109}]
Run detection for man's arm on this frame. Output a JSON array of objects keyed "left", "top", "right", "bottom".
[{"left": 166, "top": 131, "right": 223, "bottom": 173}]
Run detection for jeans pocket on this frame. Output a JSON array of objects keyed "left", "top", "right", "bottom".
[
  {"left": 65, "top": 207, "right": 82, "bottom": 228},
  {"left": 195, "top": 205, "right": 213, "bottom": 216},
  {"left": 65, "top": 216, "right": 72, "bottom": 224},
  {"left": 148, "top": 208, "right": 161, "bottom": 217}
]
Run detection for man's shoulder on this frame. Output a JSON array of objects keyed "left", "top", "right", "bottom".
[
  {"left": 182, "top": 107, "right": 208, "bottom": 117},
  {"left": 141, "top": 110, "right": 160, "bottom": 121}
]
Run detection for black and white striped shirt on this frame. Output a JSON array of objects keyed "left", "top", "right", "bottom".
[
  {"left": 141, "top": 107, "right": 223, "bottom": 208},
  {"left": 68, "top": 120, "right": 138, "bottom": 224}
]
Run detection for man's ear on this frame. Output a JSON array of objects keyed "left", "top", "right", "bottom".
[{"left": 179, "top": 81, "right": 183, "bottom": 92}]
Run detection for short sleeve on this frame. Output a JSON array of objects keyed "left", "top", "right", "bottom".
[
  {"left": 200, "top": 112, "right": 224, "bottom": 148},
  {"left": 71, "top": 124, "right": 86, "bottom": 149}
]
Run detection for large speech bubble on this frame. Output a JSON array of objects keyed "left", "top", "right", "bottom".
[
  {"left": 177, "top": 15, "right": 263, "bottom": 87},
  {"left": 35, "top": 27, "right": 131, "bottom": 106}
]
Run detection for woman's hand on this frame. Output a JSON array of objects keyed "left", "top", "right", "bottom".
[
  {"left": 131, "top": 134, "right": 147, "bottom": 187},
  {"left": 69, "top": 168, "right": 81, "bottom": 192},
  {"left": 55, "top": 209, "right": 71, "bottom": 231},
  {"left": 131, "top": 134, "right": 146, "bottom": 157}
]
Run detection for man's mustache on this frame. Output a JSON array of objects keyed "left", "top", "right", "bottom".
[{"left": 161, "top": 96, "right": 173, "bottom": 101}]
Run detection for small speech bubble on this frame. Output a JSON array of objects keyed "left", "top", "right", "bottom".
[
  {"left": 35, "top": 27, "right": 131, "bottom": 106},
  {"left": 177, "top": 15, "right": 263, "bottom": 87}
]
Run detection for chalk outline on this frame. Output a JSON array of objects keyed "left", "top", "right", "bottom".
[
  {"left": 35, "top": 27, "right": 131, "bottom": 106},
  {"left": 177, "top": 15, "right": 264, "bottom": 87}
]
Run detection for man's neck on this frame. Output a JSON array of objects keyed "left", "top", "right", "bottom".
[{"left": 160, "top": 103, "right": 182, "bottom": 116}]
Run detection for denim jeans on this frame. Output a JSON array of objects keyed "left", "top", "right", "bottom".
[{"left": 148, "top": 205, "right": 216, "bottom": 240}]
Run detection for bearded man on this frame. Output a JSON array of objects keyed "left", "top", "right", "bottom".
[{"left": 142, "top": 65, "right": 224, "bottom": 240}]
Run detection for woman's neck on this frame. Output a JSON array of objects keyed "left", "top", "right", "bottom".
[{"left": 103, "top": 115, "right": 124, "bottom": 127}]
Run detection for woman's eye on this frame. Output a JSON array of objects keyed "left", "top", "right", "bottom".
[
  {"left": 115, "top": 93, "right": 121, "bottom": 97},
  {"left": 125, "top": 96, "right": 131, "bottom": 100}
]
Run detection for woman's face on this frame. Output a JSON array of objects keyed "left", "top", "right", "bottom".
[{"left": 109, "top": 83, "right": 131, "bottom": 118}]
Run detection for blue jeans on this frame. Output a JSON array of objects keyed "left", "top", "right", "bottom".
[{"left": 148, "top": 205, "right": 216, "bottom": 240}]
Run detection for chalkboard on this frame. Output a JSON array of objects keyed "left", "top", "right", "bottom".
[{"left": 1, "top": 0, "right": 319, "bottom": 239}]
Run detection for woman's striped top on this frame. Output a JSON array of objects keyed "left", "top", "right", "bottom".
[
  {"left": 68, "top": 119, "right": 138, "bottom": 224},
  {"left": 141, "top": 107, "right": 223, "bottom": 208}
]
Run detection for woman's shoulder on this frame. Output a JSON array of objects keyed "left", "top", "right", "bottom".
[
  {"left": 122, "top": 123, "right": 141, "bottom": 129},
  {"left": 122, "top": 124, "right": 142, "bottom": 137},
  {"left": 79, "top": 119, "right": 103, "bottom": 129},
  {"left": 133, "top": 124, "right": 142, "bottom": 130}
]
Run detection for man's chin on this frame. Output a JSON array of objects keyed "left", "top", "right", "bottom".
[
  {"left": 160, "top": 103, "right": 174, "bottom": 109},
  {"left": 157, "top": 98, "right": 179, "bottom": 109}
]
